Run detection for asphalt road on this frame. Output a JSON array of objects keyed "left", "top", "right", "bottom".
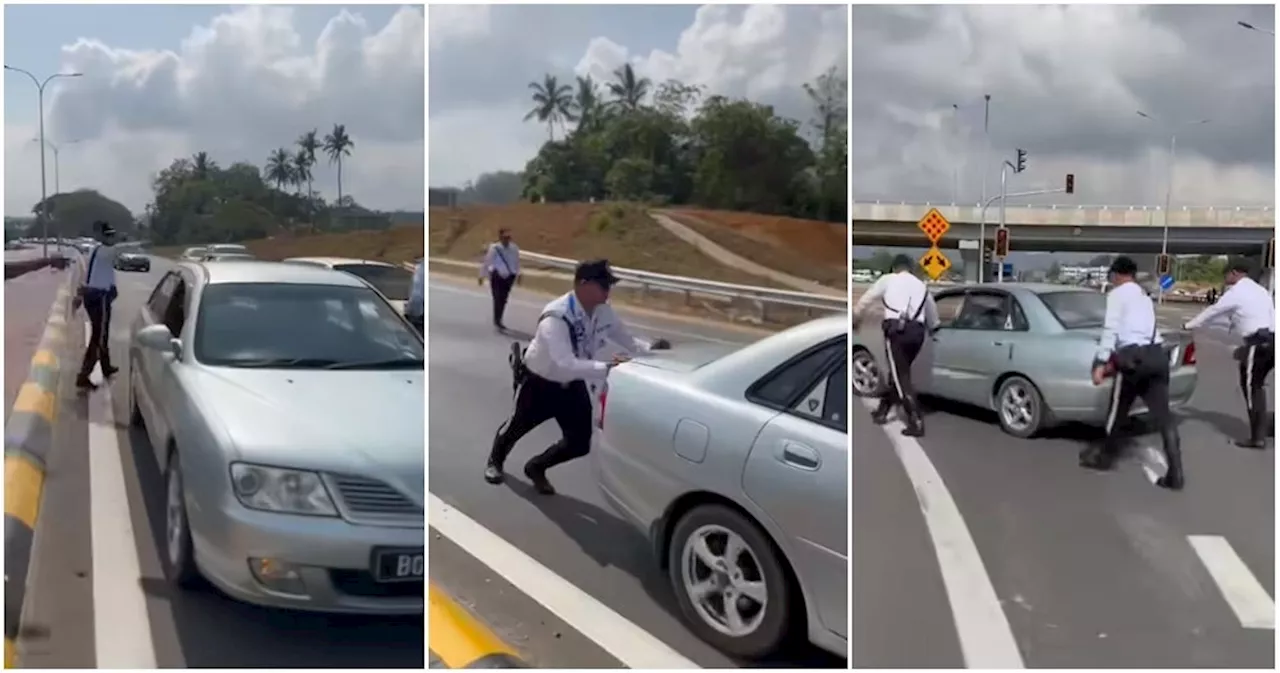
[
  {"left": 852, "top": 322, "right": 1275, "bottom": 668},
  {"left": 19, "top": 256, "right": 424, "bottom": 668},
  {"left": 5, "top": 246, "right": 72, "bottom": 422},
  {"left": 427, "top": 275, "right": 845, "bottom": 668}
]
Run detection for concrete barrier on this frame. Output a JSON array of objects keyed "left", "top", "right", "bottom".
[
  {"left": 4, "top": 258, "right": 81, "bottom": 668},
  {"left": 428, "top": 583, "right": 528, "bottom": 668}
]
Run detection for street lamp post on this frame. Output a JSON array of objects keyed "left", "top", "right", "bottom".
[
  {"left": 31, "top": 138, "right": 80, "bottom": 249},
  {"left": 1136, "top": 110, "right": 1209, "bottom": 305},
  {"left": 4, "top": 65, "right": 82, "bottom": 257}
]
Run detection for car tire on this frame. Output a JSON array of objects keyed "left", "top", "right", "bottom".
[
  {"left": 667, "top": 504, "right": 794, "bottom": 660},
  {"left": 851, "top": 347, "right": 881, "bottom": 398},
  {"left": 995, "top": 375, "right": 1046, "bottom": 438},
  {"left": 163, "top": 450, "right": 201, "bottom": 589}
]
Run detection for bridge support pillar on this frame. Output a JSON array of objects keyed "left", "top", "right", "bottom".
[{"left": 958, "top": 241, "right": 981, "bottom": 283}]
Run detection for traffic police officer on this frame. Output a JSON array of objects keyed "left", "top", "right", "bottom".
[
  {"left": 1184, "top": 257, "right": 1276, "bottom": 449},
  {"left": 76, "top": 220, "right": 121, "bottom": 390},
  {"left": 1084, "top": 256, "right": 1184, "bottom": 490},
  {"left": 480, "top": 229, "right": 521, "bottom": 331},
  {"left": 851, "top": 254, "right": 938, "bottom": 437},
  {"left": 484, "top": 259, "right": 669, "bottom": 494}
]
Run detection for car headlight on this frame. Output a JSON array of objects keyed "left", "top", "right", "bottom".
[{"left": 229, "top": 463, "right": 338, "bottom": 516}]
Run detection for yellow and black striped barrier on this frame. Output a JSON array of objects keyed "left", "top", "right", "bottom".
[
  {"left": 5, "top": 258, "right": 80, "bottom": 668},
  {"left": 428, "top": 583, "right": 528, "bottom": 668}
]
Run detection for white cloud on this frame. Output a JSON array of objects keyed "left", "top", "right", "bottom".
[
  {"left": 428, "top": 4, "right": 847, "bottom": 187},
  {"left": 4, "top": 5, "right": 424, "bottom": 217}
]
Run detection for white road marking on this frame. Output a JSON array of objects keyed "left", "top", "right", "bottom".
[
  {"left": 1187, "top": 535, "right": 1275, "bottom": 630},
  {"left": 429, "top": 494, "right": 700, "bottom": 669},
  {"left": 1137, "top": 445, "right": 1168, "bottom": 485},
  {"left": 859, "top": 398, "right": 1025, "bottom": 668},
  {"left": 89, "top": 365, "right": 158, "bottom": 665},
  {"left": 430, "top": 280, "right": 747, "bottom": 345}
]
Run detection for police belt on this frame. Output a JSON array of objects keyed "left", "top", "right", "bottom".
[{"left": 1244, "top": 329, "right": 1275, "bottom": 347}]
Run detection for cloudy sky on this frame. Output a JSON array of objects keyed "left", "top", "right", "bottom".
[
  {"left": 429, "top": 4, "right": 848, "bottom": 188},
  {"left": 3, "top": 4, "right": 424, "bottom": 217},
  {"left": 852, "top": 5, "right": 1275, "bottom": 207}
]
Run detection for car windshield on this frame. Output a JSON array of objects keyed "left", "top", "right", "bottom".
[
  {"left": 194, "top": 283, "right": 423, "bottom": 369},
  {"left": 1038, "top": 290, "right": 1106, "bottom": 328},
  {"left": 334, "top": 263, "right": 413, "bottom": 301}
]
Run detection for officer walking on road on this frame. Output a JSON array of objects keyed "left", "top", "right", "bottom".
[
  {"left": 405, "top": 257, "right": 425, "bottom": 335},
  {"left": 1083, "top": 256, "right": 1184, "bottom": 490},
  {"left": 483, "top": 259, "right": 668, "bottom": 495},
  {"left": 480, "top": 229, "right": 521, "bottom": 331},
  {"left": 1183, "top": 257, "right": 1276, "bottom": 449},
  {"left": 851, "top": 254, "right": 938, "bottom": 437},
  {"left": 75, "top": 220, "right": 121, "bottom": 390}
]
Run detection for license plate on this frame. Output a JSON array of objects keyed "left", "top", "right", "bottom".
[{"left": 372, "top": 548, "right": 424, "bottom": 583}]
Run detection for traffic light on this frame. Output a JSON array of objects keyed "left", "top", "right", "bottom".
[
  {"left": 1065, "top": 173, "right": 1075, "bottom": 194},
  {"left": 1157, "top": 254, "right": 1171, "bottom": 276},
  {"left": 1015, "top": 148, "right": 1027, "bottom": 173},
  {"left": 995, "top": 228, "right": 1010, "bottom": 258}
]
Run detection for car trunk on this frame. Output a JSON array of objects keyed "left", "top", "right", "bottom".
[
  {"left": 1064, "top": 326, "right": 1196, "bottom": 369},
  {"left": 625, "top": 342, "right": 739, "bottom": 374}
]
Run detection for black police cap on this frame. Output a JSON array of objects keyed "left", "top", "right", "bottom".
[{"left": 575, "top": 258, "right": 620, "bottom": 288}]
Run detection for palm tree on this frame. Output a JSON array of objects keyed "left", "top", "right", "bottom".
[
  {"left": 523, "top": 74, "right": 575, "bottom": 141},
  {"left": 296, "top": 130, "right": 319, "bottom": 201},
  {"left": 607, "top": 64, "right": 650, "bottom": 111},
  {"left": 191, "top": 151, "right": 215, "bottom": 180},
  {"left": 291, "top": 151, "right": 310, "bottom": 196},
  {"left": 265, "top": 148, "right": 294, "bottom": 218},
  {"left": 323, "top": 124, "right": 354, "bottom": 208},
  {"left": 572, "top": 76, "right": 602, "bottom": 133}
]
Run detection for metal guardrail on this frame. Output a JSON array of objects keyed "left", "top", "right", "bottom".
[{"left": 519, "top": 251, "right": 846, "bottom": 322}]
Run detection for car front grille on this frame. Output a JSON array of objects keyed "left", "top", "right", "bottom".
[{"left": 327, "top": 474, "right": 423, "bottom": 525}]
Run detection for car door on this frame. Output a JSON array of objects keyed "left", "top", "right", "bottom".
[
  {"left": 741, "top": 338, "right": 847, "bottom": 641},
  {"left": 930, "top": 290, "right": 1018, "bottom": 406},
  {"left": 140, "top": 272, "right": 192, "bottom": 465},
  {"left": 920, "top": 291, "right": 968, "bottom": 399},
  {"left": 133, "top": 272, "right": 179, "bottom": 447}
]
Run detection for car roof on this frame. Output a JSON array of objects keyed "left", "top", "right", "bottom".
[
  {"left": 182, "top": 260, "right": 371, "bottom": 288},
  {"left": 283, "top": 256, "right": 397, "bottom": 268},
  {"left": 937, "top": 282, "right": 1097, "bottom": 295}
]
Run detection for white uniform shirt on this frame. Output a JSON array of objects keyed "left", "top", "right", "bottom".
[
  {"left": 1185, "top": 276, "right": 1275, "bottom": 339},
  {"left": 523, "top": 291, "right": 652, "bottom": 383},
  {"left": 482, "top": 242, "right": 521, "bottom": 280},
  {"left": 84, "top": 243, "right": 119, "bottom": 291},
  {"left": 406, "top": 260, "right": 425, "bottom": 317},
  {"left": 852, "top": 270, "right": 939, "bottom": 328},
  {"left": 1096, "top": 280, "right": 1161, "bottom": 361}
]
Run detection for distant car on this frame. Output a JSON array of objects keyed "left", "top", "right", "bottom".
[
  {"left": 127, "top": 260, "right": 425, "bottom": 614},
  {"left": 857, "top": 283, "right": 1198, "bottom": 438},
  {"left": 206, "top": 243, "right": 249, "bottom": 255},
  {"left": 180, "top": 247, "right": 208, "bottom": 262},
  {"left": 281, "top": 257, "right": 413, "bottom": 315},
  {"left": 595, "top": 315, "right": 847, "bottom": 660},
  {"left": 115, "top": 252, "right": 151, "bottom": 272},
  {"left": 202, "top": 252, "right": 256, "bottom": 262}
]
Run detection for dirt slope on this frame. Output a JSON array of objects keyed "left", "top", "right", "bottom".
[
  {"left": 662, "top": 208, "right": 848, "bottom": 288},
  {"left": 155, "top": 226, "right": 425, "bottom": 265}
]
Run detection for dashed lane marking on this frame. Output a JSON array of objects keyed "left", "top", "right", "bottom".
[{"left": 1188, "top": 535, "right": 1275, "bottom": 630}]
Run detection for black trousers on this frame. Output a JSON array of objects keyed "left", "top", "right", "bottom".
[
  {"left": 490, "top": 272, "right": 516, "bottom": 326},
  {"left": 879, "top": 320, "right": 927, "bottom": 420},
  {"left": 1099, "top": 353, "right": 1182, "bottom": 477},
  {"left": 487, "top": 372, "right": 593, "bottom": 473},
  {"left": 79, "top": 292, "right": 114, "bottom": 379},
  {"left": 1238, "top": 332, "right": 1275, "bottom": 439}
]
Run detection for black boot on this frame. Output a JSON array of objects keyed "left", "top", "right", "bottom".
[
  {"left": 483, "top": 462, "right": 505, "bottom": 484},
  {"left": 1235, "top": 409, "right": 1268, "bottom": 449},
  {"left": 1156, "top": 428, "right": 1185, "bottom": 490},
  {"left": 899, "top": 397, "right": 925, "bottom": 437},
  {"left": 870, "top": 398, "right": 892, "bottom": 425},
  {"left": 524, "top": 461, "right": 556, "bottom": 495},
  {"left": 1080, "top": 439, "right": 1119, "bottom": 472}
]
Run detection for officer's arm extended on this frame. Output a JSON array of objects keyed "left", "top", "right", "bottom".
[
  {"left": 1093, "top": 288, "right": 1124, "bottom": 365},
  {"left": 852, "top": 274, "right": 889, "bottom": 320},
  {"left": 601, "top": 307, "right": 654, "bottom": 354},
  {"left": 1184, "top": 284, "right": 1241, "bottom": 330},
  {"left": 540, "top": 317, "right": 611, "bottom": 380}
]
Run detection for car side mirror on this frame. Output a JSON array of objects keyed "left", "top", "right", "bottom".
[{"left": 136, "top": 324, "right": 182, "bottom": 358}]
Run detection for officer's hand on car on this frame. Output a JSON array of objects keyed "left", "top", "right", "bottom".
[
  {"left": 1091, "top": 364, "right": 1108, "bottom": 387},
  {"left": 650, "top": 337, "right": 671, "bottom": 350},
  {"left": 608, "top": 353, "right": 631, "bottom": 369}
]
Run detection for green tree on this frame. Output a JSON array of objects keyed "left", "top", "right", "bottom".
[
  {"left": 524, "top": 74, "right": 575, "bottom": 141},
  {"left": 607, "top": 64, "right": 650, "bottom": 110},
  {"left": 323, "top": 124, "right": 355, "bottom": 207}
]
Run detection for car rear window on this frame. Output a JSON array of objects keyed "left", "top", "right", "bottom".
[
  {"left": 1038, "top": 291, "right": 1106, "bottom": 329},
  {"left": 334, "top": 264, "right": 413, "bottom": 301}
]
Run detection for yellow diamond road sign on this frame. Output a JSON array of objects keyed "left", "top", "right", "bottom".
[
  {"left": 919, "top": 245, "right": 951, "bottom": 281},
  {"left": 916, "top": 208, "right": 951, "bottom": 244}
]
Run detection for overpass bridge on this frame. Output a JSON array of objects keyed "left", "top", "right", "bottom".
[{"left": 852, "top": 202, "right": 1274, "bottom": 255}]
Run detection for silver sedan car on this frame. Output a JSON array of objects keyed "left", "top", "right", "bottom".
[
  {"left": 594, "top": 315, "right": 847, "bottom": 660},
  {"left": 128, "top": 260, "right": 424, "bottom": 613},
  {"left": 857, "top": 283, "right": 1197, "bottom": 437},
  {"left": 282, "top": 257, "right": 414, "bottom": 316}
]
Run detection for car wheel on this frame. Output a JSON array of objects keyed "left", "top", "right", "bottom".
[
  {"left": 667, "top": 504, "right": 793, "bottom": 659},
  {"left": 164, "top": 450, "right": 201, "bottom": 588},
  {"left": 995, "top": 375, "right": 1045, "bottom": 438},
  {"left": 128, "top": 363, "right": 143, "bottom": 427},
  {"left": 851, "top": 347, "right": 881, "bottom": 398}
]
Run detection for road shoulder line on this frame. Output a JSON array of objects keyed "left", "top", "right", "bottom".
[
  {"left": 1188, "top": 534, "right": 1276, "bottom": 630},
  {"left": 429, "top": 494, "right": 699, "bottom": 669},
  {"left": 859, "top": 399, "right": 1025, "bottom": 668}
]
